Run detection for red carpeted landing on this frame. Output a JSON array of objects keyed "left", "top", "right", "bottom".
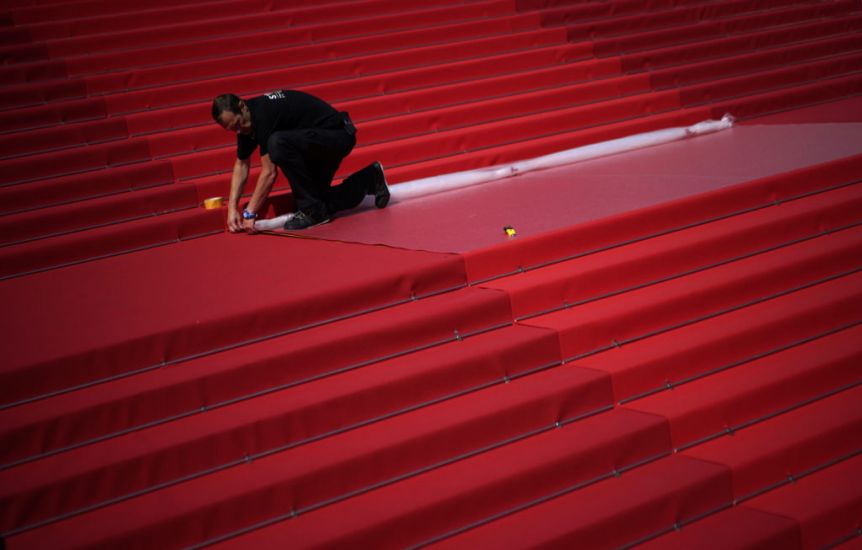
[{"left": 299, "top": 119, "right": 862, "bottom": 254}]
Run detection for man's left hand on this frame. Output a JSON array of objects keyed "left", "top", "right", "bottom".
[{"left": 243, "top": 218, "right": 258, "bottom": 234}]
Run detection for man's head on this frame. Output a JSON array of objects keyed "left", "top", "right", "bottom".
[{"left": 212, "top": 93, "right": 252, "bottom": 135}]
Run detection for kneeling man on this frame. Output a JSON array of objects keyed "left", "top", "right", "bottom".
[{"left": 212, "top": 90, "right": 389, "bottom": 232}]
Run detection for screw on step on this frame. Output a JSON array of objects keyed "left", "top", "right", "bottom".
[{"left": 454, "top": 329, "right": 463, "bottom": 342}]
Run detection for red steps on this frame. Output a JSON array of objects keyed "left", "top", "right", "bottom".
[
  {"left": 643, "top": 450, "right": 862, "bottom": 549},
  {"left": 624, "top": 326, "right": 862, "bottom": 448},
  {"left": 0, "top": 322, "right": 558, "bottom": 469},
  {"left": 1, "top": 156, "right": 859, "bottom": 545},
  {"left": 519, "top": 224, "right": 862, "bottom": 360},
  {"left": 0, "top": 235, "right": 468, "bottom": 407},
  {"left": 0, "top": 207, "right": 223, "bottom": 281},
  {"left": 0, "top": 26, "right": 568, "bottom": 111},
  {"left": 420, "top": 456, "right": 733, "bottom": 549},
  {"left": 7, "top": 44, "right": 857, "bottom": 222},
  {"left": 6, "top": 6, "right": 855, "bottom": 159},
  {"left": 0, "top": 291, "right": 531, "bottom": 532},
  {"left": 2, "top": 0, "right": 861, "bottom": 546},
  {"left": 3, "top": 366, "right": 612, "bottom": 548},
  {"left": 0, "top": 183, "right": 201, "bottom": 247},
  {"left": 577, "top": 273, "right": 862, "bottom": 401},
  {"left": 741, "top": 453, "right": 862, "bottom": 550},
  {"left": 5, "top": 29, "right": 861, "bottom": 187},
  {"left": 0, "top": 10, "right": 543, "bottom": 85},
  {"left": 1, "top": 0, "right": 229, "bottom": 25},
  {"left": 682, "top": 385, "right": 862, "bottom": 500},
  {"left": 211, "top": 408, "right": 674, "bottom": 548},
  {"left": 636, "top": 506, "right": 802, "bottom": 549},
  {"left": 0, "top": 0, "right": 513, "bottom": 61}
]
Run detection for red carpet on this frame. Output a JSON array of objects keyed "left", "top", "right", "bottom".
[{"left": 1, "top": 0, "right": 860, "bottom": 548}]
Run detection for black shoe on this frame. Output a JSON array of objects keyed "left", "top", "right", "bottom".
[
  {"left": 370, "top": 161, "right": 390, "bottom": 209},
  {"left": 283, "top": 210, "right": 330, "bottom": 230}
]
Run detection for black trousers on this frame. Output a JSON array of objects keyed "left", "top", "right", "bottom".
[{"left": 266, "top": 127, "right": 377, "bottom": 216}]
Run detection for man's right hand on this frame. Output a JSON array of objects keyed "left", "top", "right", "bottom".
[{"left": 227, "top": 208, "right": 244, "bottom": 233}]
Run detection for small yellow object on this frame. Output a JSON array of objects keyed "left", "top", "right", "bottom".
[
  {"left": 203, "top": 196, "right": 225, "bottom": 209},
  {"left": 504, "top": 226, "right": 517, "bottom": 238}
]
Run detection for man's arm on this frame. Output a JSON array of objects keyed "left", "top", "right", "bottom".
[
  {"left": 227, "top": 157, "right": 251, "bottom": 233},
  {"left": 241, "top": 153, "right": 278, "bottom": 233}
]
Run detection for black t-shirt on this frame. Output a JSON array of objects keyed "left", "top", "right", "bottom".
[{"left": 236, "top": 90, "right": 344, "bottom": 160}]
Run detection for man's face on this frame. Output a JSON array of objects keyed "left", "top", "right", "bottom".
[{"left": 218, "top": 102, "right": 252, "bottom": 135}]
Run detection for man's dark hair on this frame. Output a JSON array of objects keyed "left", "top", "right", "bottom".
[{"left": 212, "top": 93, "right": 243, "bottom": 122}]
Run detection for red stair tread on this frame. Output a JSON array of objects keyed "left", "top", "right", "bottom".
[
  {"left": 743, "top": 454, "right": 862, "bottom": 550},
  {"left": 682, "top": 385, "right": 862, "bottom": 498},
  {"left": 208, "top": 408, "right": 672, "bottom": 549},
  {"left": 623, "top": 324, "right": 862, "bottom": 447}
]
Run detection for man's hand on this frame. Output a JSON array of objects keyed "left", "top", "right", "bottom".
[
  {"left": 227, "top": 208, "right": 244, "bottom": 233},
  {"left": 243, "top": 217, "right": 258, "bottom": 234}
]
